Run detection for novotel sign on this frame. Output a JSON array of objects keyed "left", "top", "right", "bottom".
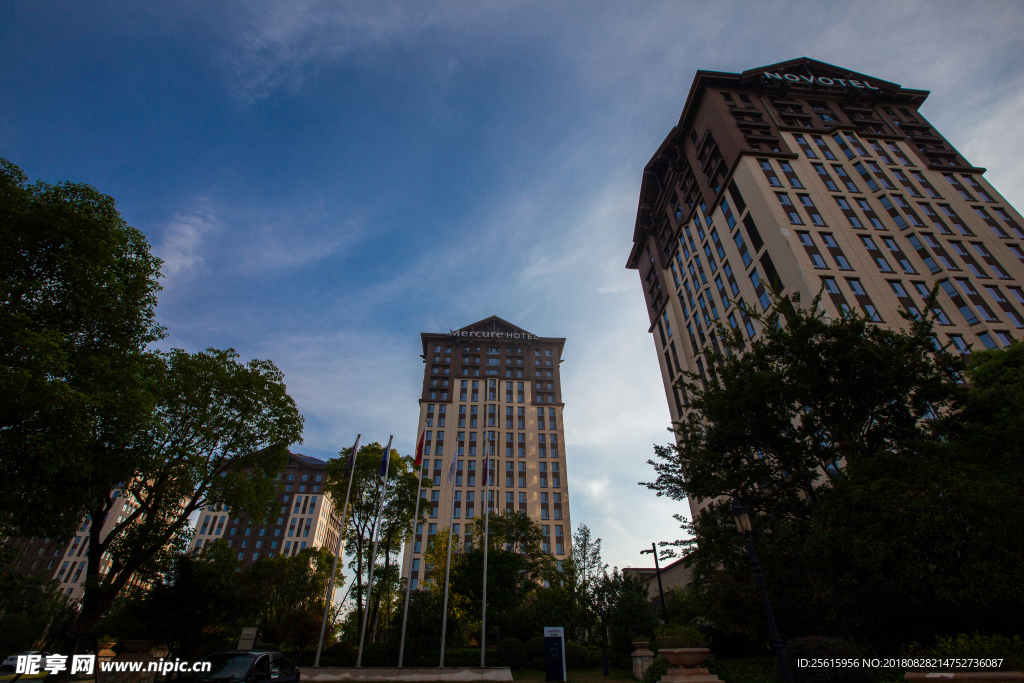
[
  {"left": 449, "top": 330, "right": 540, "bottom": 340},
  {"left": 761, "top": 72, "right": 881, "bottom": 91}
]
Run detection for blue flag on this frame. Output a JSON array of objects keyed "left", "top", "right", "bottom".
[{"left": 378, "top": 438, "right": 393, "bottom": 477}]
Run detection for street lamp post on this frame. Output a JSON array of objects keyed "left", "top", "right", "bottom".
[
  {"left": 731, "top": 499, "right": 793, "bottom": 683},
  {"left": 640, "top": 544, "right": 668, "bottom": 623}
]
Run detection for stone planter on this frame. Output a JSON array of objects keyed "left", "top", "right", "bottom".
[
  {"left": 97, "top": 642, "right": 117, "bottom": 664},
  {"left": 658, "top": 648, "right": 710, "bottom": 669},
  {"left": 631, "top": 642, "right": 654, "bottom": 680}
]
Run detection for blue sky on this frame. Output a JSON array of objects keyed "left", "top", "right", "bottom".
[{"left": 3, "top": 1, "right": 1023, "bottom": 570}]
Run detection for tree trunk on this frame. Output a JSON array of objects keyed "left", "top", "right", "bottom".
[
  {"left": 354, "top": 534, "right": 365, "bottom": 642},
  {"left": 367, "top": 531, "right": 394, "bottom": 642}
]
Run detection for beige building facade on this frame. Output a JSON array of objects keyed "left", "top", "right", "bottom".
[
  {"left": 5, "top": 483, "right": 164, "bottom": 600},
  {"left": 627, "top": 58, "right": 1024, "bottom": 521},
  {"left": 191, "top": 452, "right": 344, "bottom": 570},
  {"left": 5, "top": 454, "right": 343, "bottom": 598},
  {"left": 624, "top": 556, "right": 693, "bottom": 603},
  {"left": 401, "top": 316, "right": 573, "bottom": 590}
]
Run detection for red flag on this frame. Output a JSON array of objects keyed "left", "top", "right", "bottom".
[{"left": 414, "top": 429, "right": 426, "bottom": 466}]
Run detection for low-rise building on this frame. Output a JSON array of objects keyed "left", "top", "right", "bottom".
[{"left": 624, "top": 556, "right": 693, "bottom": 605}]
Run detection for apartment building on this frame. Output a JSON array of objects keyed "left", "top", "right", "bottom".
[{"left": 191, "top": 453, "right": 344, "bottom": 569}]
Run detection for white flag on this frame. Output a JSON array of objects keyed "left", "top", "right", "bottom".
[{"left": 447, "top": 453, "right": 458, "bottom": 484}]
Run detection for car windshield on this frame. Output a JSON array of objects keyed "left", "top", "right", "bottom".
[{"left": 199, "top": 654, "right": 257, "bottom": 679}]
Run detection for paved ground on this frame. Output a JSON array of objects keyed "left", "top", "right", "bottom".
[{"left": 511, "top": 668, "right": 636, "bottom": 682}]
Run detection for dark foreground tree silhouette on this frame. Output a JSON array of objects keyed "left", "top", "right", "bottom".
[{"left": 644, "top": 293, "right": 1024, "bottom": 650}]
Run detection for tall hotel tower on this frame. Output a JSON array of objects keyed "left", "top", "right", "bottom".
[
  {"left": 627, "top": 58, "right": 1024, "bottom": 520},
  {"left": 402, "top": 316, "right": 572, "bottom": 590}
]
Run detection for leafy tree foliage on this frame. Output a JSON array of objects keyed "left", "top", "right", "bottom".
[
  {"left": 470, "top": 510, "right": 545, "bottom": 554},
  {"left": 2, "top": 162, "right": 308, "bottom": 666},
  {"left": 645, "top": 295, "right": 1024, "bottom": 652},
  {"left": 100, "top": 543, "right": 342, "bottom": 658},
  {"left": 398, "top": 516, "right": 610, "bottom": 652},
  {"left": 593, "top": 568, "right": 657, "bottom": 652},
  {"left": 60, "top": 347, "right": 303, "bottom": 659},
  {"left": 0, "top": 570, "right": 78, "bottom": 654},
  {"left": 323, "top": 444, "right": 426, "bottom": 644},
  {"left": 0, "top": 158, "right": 164, "bottom": 543},
  {"left": 645, "top": 293, "right": 964, "bottom": 520},
  {"left": 242, "top": 545, "right": 336, "bottom": 652},
  {"left": 100, "top": 540, "right": 245, "bottom": 658}
]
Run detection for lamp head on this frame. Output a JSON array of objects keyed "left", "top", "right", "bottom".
[{"left": 731, "top": 499, "right": 752, "bottom": 534}]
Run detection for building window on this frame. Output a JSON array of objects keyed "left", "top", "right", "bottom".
[{"left": 776, "top": 193, "right": 802, "bottom": 224}]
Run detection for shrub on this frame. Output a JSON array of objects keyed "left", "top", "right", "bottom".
[
  {"left": 407, "top": 648, "right": 497, "bottom": 667},
  {"left": 496, "top": 638, "right": 529, "bottom": 669},
  {"left": 643, "top": 656, "right": 670, "bottom": 683},
  {"left": 656, "top": 624, "right": 709, "bottom": 648},
  {"left": 906, "top": 634, "right": 1024, "bottom": 671},
  {"left": 782, "top": 637, "right": 875, "bottom": 683},
  {"left": 526, "top": 636, "right": 545, "bottom": 664},
  {"left": 564, "top": 642, "right": 602, "bottom": 669},
  {"left": 706, "top": 656, "right": 776, "bottom": 683},
  {"left": 356, "top": 641, "right": 397, "bottom": 667}
]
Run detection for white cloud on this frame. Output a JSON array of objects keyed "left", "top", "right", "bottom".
[
  {"left": 209, "top": 0, "right": 520, "bottom": 104},
  {"left": 156, "top": 200, "right": 220, "bottom": 279}
]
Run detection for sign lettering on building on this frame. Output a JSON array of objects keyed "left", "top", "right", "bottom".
[
  {"left": 449, "top": 329, "right": 540, "bottom": 340},
  {"left": 760, "top": 72, "right": 881, "bottom": 91}
]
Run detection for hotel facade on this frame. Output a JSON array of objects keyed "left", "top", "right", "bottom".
[
  {"left": 190, "top": 452, "right": 344, "bottom": 570},
  {"left": 627, "top": 58, "right": 1024, "bottom": 520},
  {"left": 401, "top": 316, "right": 573, "bottom": 590}
]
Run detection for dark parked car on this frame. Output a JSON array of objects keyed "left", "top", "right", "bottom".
[{"left": 177, "top": 652, "right": 298, "bottom": 683}]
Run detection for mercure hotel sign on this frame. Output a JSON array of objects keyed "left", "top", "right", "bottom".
[
  {"left": 761, "top": 72, "right": 881, "bottom": 90},
  {"left": 450, "top": 329, "right": 540, "bottom": 340}
]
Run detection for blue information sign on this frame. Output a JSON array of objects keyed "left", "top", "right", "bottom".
[{"left": 544, "top": 627, "right": 566, "bottom": 682}]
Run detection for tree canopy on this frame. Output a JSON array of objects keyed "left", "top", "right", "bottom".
[
  {"left": 324, "top": 443, "right": 426, "bottom": 644},
  {"left": 0, "top": 157, "right": 164, "bottom": 542},
  {"left": 644, "top": 294, "right": 1024, "bottom": 652},
  {"left": 65, "top": 347, "right": 304, "bottom": 657}
]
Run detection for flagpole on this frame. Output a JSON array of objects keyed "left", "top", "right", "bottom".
[
  {"left": 397, "top": 430, "right": 427, "bottom": 667},
  {"left": 315, "top": 434, "right": 360, "bottom": 668},
  {"left": 356, "top": 436, "right": 394, "bottom": 668},
  {"left": 438, "top": 447, "right": 460, "bottom": 667},
  {"left": 480, "top": 434, "right": 492, "bottom": 667}
]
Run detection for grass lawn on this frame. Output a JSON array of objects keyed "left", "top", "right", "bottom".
[
  {"left": 512, "top": 668, "right": 636, "bottom": 682},
  {"left": 707, "top": 657, "right": 775, "bottom": 683}
]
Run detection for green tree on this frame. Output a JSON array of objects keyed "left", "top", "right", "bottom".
[
  {"left": 99, "top": 540, "right": 245, "bottom": 658},
  {"left": 531, "top": 523, "right": 605, "bottom": 643},
  {"left": 645, "top": 294, "right": 964, "bottom": 521},
  {"left": 61, "top": 347, "right": 303, "bottom": 663},
  {"left": 643, "top": 295, "right": 1024, "bottom": 651},
  {"left": 594, "top": 569, "right": 657, "bottom": 652},
  {"left": 0, "top": 569, "right": 78, "bottom": 654},
  {"left": 243, "top": 546, "right": 336, "bottom": 655},
  {"left": 324, "top": 444, "right": 427, "bottom": 644},
  {"left": 470, "top": 510, "right": 544, "bottom": 554},
  {"left": 0, "top": 158, "right": 164, "bottom": 543},
  {"left": 0, "top": 161, "right": 305, "bottom": 665}
]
